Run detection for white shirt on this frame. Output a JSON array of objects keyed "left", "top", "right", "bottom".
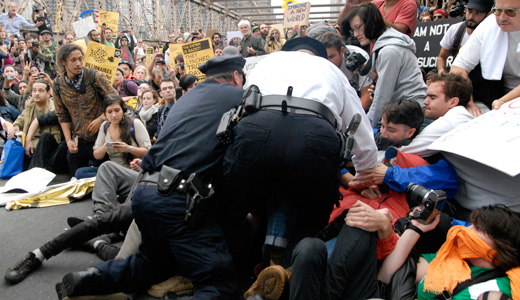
[
  {"left": 246, "top": 51, "right": 377, "bottom": 171},
  {"left": 453, "top": 15, "right": 520, "bottom": 92},
  {"left": 400, "top": 106, "right": 474, "bottom": 157},
  {"left": 439, "top": 21, "right": 469, "bottom": 50}
]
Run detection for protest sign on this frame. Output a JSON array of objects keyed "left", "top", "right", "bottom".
[
  {"left": 168, "top": 43, "right": 183, "bottom": 69},
  {"left": 206, "top": 29, "right": 217, "bottom": 40},
  {"left": 97, "top": 11, "right": 119, "bottom": 35},
  {"left": 412, "top": 18, "right": 462, "bottom": 69},
  {"left": 227, "top": 31, "right": 243, "bottom": 47},
  {"left": 182, "top": 38, "right": 214, "bottom": 81},
  {"left": 54, "top": 0, "right": 63, "bottom": 32},
  {"left": 84, "top": 41, "right": 121, "bottom": 84},
  {"left": 73, "top": 16, "right": 97, "bottom": 38},
  {"left": 428, "top": 98, "right": 520, "bottom": 176},
  {"left": 245, "top": 56, "right": 266, "bottom": 75},
  {"left": 284, "top": 2, "right": 311, "bottom": 28},
  {"left": 146, "top": 46, "right": 153, "bottom": 67}
]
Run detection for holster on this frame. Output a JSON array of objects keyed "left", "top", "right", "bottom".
[
  {"left": 182, "top": 173, "right": 215, "bottom": 227},
  {"left": 157, "top": 165, "right": 183, "bottom": 196}
]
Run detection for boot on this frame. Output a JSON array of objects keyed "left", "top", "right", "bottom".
[
  {"left": 243, "top": 265, "right": 291, "bottom": 300},
  {"left": 56, "top": 267, "right": 103, "bottom": 300}
]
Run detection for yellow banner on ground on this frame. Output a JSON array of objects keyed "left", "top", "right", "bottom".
[
  {"left": 182, "top": 38, "right": 214, "bottom": 81},
  {"left": 97, "top": 11, "right": 119, "bottom": 35},
  {"left": 168, "top": 43, "right": 183, "bottom": 69},
  {"left": 84, "top": 41, "right": 121, "bottom": 84}
]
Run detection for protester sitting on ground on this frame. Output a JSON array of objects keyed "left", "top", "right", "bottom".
[
  {"left": 214, "top": 46, "right": 223, "bottom": 56},
  {"left": 264, "top": 28, "right": 286, "bottom": 54},
  {"left": 133, "top": 65, "right": 148, "bottom": 81},
  {"left": 0, "top": 87, "right": 19, "bottom": 122},
  {"left": 3, "top": 73, "right": 27, "bottom": 112},
  {"left": 178, "top": 74, "right": 198, "bottom": 96},
  {"left": 149, "top": 68, "right": 164, "bottom": 94},
  {"left": 379, "top": 205, "right": 520, "bottom": 300},
  {"left": 75, "top": 95, "right": 151, "bottom": 179},
  {"left": 12, "top": 75, "right": 60, "bottom": 169},
  {"left": 342, "top": 3, "right": 427, "bottom": 128},
  {"left": 113, "top": 68, "right": 138, "bottom": 101},
  {"left": 138, "top": 88, "right": 158, "bottom": 138}
]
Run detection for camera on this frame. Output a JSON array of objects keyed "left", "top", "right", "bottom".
[
  {"left": 406, "top": 183, "right": 446, "bottom": 224},
  {"left": 6, "top": 74, "right": 15, "bottom": 80},
  {"left": 37, "top": 74, "right": 45, "bottom": 79},
  {"left": 345, "top": 52, "right": 367, "bottom": 72},
  {"left": 269, "top": 35, "right": 275, "bottom": 42},
  {"left": 33, "top": 4, "right": 44, "bottom": 13},
  {"left": 192, "top": 32, "right": 198, "bottom": 36},
  {"left": 179, "top": 63, "right": 184, "bottom": 70},
  {"left": 449, "top": 1, "right": 466, "bottom": 18}
]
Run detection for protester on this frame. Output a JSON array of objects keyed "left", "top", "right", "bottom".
[
  {"left": 53, "top": 43, "right": 117, "bottom": 176},
  {"left": 113, "top": 68, "right": 138, "bottom": 100},
  {"left": 237, "top": 20, "right": 265, "bottom": 57},
  {"left": 342, "top": 3, "right": 427, "bottom": 128},
  {"left": 0, "top": 2, "right": 38, "bottom": 39},
  {"left": 264, "top": 28, "right": 286, "bottom": 54}
]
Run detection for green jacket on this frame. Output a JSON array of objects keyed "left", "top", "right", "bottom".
[{"left": 13, "top": 97, "right": 61, "bottom": 147}]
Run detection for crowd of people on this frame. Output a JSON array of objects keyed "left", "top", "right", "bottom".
[{"left": 1, "top": 0, "right": 520, "bottom": 299}]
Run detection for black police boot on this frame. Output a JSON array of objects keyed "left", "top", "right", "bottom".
[{"left": 56, "top": 267, "right": 103, "bottom": 299}]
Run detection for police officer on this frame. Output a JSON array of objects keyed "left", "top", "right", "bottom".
[
  {"left": 55, "top": 55, "right": 247, "bottom": 299},
  {"left": 218, "top": 37, "right": 378, "bottom": 268}
]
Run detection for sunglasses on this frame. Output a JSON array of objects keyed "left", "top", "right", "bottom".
[{"left": 492, "top": 6, "right": 519, "bottom": 17}]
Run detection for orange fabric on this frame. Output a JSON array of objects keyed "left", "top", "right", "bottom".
[{"left": 424, "top": 226, "right": 520, "bottom": 300}]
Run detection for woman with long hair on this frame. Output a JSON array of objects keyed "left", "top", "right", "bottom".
[
  {"left": 138, "top": 88, "right": 159, "bottom": 138},
  {"left": 342, "top": 3, "right": 427, "bottom": 128},
  {"left": 264, "top": 28, "right": 286, "bottom": 54},
  {"left": 113, "top": 68, "right": 138, "bottom": 101},
  {"left": 75, "top": 95, "right": 151, "bottom": 178}
]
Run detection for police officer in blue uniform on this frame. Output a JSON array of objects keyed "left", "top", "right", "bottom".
[{"left": 55, "top": 55, "right": 247, "bottom": 299}]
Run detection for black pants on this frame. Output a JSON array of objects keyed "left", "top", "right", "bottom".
[
  {"left": 219, "top": 109, "right": 341, "bottom": 262},
  {"left": 28, "top": 132, "right": 69, "bottom": 173},
  {"left": 66, "top": 140, "right": 98, "bottom": 176},
  {"left": 40, "top": 202, "right": 133, "bottom": 259}
]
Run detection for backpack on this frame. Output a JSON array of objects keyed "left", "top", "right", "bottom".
[
  {"left": 103, "top": 118, "right": 138, "bottom": 146},
  {"left": 122, "top": 79, "right": 145, "bottom": 97}
]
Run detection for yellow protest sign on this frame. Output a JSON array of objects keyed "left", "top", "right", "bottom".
[
  {"left": 168, "top": 43, "right": 183, "bottom": 69},
  {"left": 182, "top": 38, "right": 214, "bottom": 81},
  {"left": 97, "top": 11, "right": 119, "bottom": 35},
  {"left": 54, "top": 0, "right": 63, "bottom": 32},
  {"left": 84, "top": 41, "right": 121, "bottom": 84},
  {"left": 284, "top": 2, "right": 311, "bottom": 28},
  {"left": 146, "top": 46, "right": 154, "bottom": 68}
]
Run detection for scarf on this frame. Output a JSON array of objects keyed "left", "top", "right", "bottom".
[
  {"left": 64, "top": 68, "right": 85, "bottom": 93},
  {"left": 424, "top": 226, "right": 520, "bottom": 299},
  {"left": 139, "top": 104, "right": 158, "bottom": 125}
]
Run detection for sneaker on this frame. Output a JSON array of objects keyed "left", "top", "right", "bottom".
[
  {"left": 243, "top": 265, "right": 291, "bottom": 300},
  {"left": 147, "top": 275, "right": 195, "bottom": 298},
  {"left": 5, "top": 252, "right": 42, "bottom": 284}
]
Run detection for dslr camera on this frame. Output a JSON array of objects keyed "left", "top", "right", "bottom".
[
  {"left": 33, "top": 5, "right": 44, "bottom": 13},
  {"left": 345, "top": 52, "right": 367, "bottom": 72},
  {"left": 269, "top": 35, "right": 275, "bottom": 42},
  {"left": 449, "top": 1, "right": 467, "bottom": 18},
  {"left": 406, "top": 183, "right": 446, "bottom": 224}
]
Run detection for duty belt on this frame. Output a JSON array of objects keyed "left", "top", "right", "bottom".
[{"left": 258, "top": 95, "right": 337, "bottom": 129}]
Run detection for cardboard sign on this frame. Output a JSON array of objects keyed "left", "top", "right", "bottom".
[
  {"left": 97, "top": 11, "right": 119, "bottom": 35},
  {"left": 182, "top": 38, "right": 214, "bottom": 81},
  {"left": 168, "top": 43, "right": 183, "bottom": 69},
  {"left": 54, "top": 0, "right": 63, "bottom": 33},
  {"left": 412, "top": 18, "right": 463, "bottom": 69},
  {"left": 84, "top": 41, "right": 121, "bottom": 84},
  {"left": 206, "top": 29, "right": 217, "bottom": 40},
  {"left": 73, "top": 16, "right": 97, "bottom": 38},
  {"left": 428, "top": 98, "right": 520, "bottom": 176},
  {"left": 284, "top": 2, "right": 311, "bottom": 28},
  {"left": 146, "top": 46, "right": 154, "bottom": 68}
]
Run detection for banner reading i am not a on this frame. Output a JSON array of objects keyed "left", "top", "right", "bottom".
[{"left": 182, "top": 38, "right": 214, "bottom": 81}]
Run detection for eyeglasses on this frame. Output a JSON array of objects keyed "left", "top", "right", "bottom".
[
  {"left": 433, "top": 15, "right": 444, "bottom": 20},
  {"left": 492, "top": 6, "right": 519, "bottom": 17},
  {"left": 349, "top": 23, "right": 365, "bottom": 36}
]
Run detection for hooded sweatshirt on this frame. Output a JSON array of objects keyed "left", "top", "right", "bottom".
[{"left": 368, "top": 27, "right": 427, "bottom": 128}]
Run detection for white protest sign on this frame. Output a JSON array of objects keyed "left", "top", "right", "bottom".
[
  {"left": 244, "top": 56, "right": 266, "bottom": 75},
  {"left": 226, "top": 31, "right": 243, "bottom": 47},
  {"left": 284, "top": 2, "right": 311, "bottom": 28},
  {"left": 73, "top": 16, "right": 97, "bottom": 38},
  {"left": 428, "top": 98, "right": 520, "bottom": 176}
]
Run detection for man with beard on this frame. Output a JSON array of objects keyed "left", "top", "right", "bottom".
[{"left": 436, "top": 0, "right": 493, "bottom": 74}]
